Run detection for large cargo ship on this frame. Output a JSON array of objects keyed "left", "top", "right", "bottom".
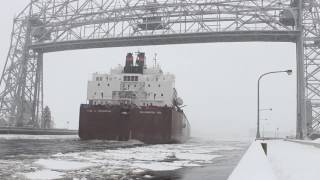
[{"left": 79, "top": 52, "right": 190, "bottom": 144}]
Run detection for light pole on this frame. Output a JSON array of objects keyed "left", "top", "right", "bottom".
[
  {"left": 256, "top": 70, "right": 292, "bottom": 139},
  {"left": 275, "top": 127, "right": 279, "bottom": 138},
  {"left": 261, "top": 118, "right": 268, "bottom": 138}
]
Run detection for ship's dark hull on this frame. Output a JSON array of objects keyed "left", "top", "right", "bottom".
[{"left": 79, "top": 105, "right": 190, "bottom": 144}]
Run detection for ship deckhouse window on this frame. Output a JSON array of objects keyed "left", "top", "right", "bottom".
[
  {"left": 130, "top": 76, "right": 134, "bottom": 81},
  {"left": 101, "top": 92, "right": 104, "bottom": 98},
  {"left": 96, "top": 77, "right": 102, "bottom": 81},
  {"left": 107, "top": 83, "right": 110, "bottom": 87},
  {"left": 135, "top": 76, "right": 138, "bottom": 81},
  {"left": 161, "top": 93, "right": 164, "bottom": 97}
]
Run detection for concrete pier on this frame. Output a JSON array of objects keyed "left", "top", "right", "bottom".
[
  {"left": 0, "top": 127, "right": 78, "bottom": 135},
  {"left": 229, "top": 139, "right": 320, "bottom": 180}
]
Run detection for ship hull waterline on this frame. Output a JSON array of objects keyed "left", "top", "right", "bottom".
[{"left": 79, "top": 104, "right": 190, "bottom": 144}]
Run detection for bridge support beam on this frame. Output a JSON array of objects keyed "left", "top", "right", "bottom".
[
  {"left": 296, "top": 34, "right": 306, "bottom": 139},
  {"left": 296, "top": 0, "right": 307, "bottom": 139}
]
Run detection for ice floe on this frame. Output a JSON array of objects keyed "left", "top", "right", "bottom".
[
  {"left": 132, "top": 161, "right": 182, "bottom": 171},
  {"left": 35, "top": 159, "right": 95, "bottom": 171},
  {"left": 20, "top": 170, "right": 64, "bottom": 180},
  {"left": 16, "top": 138, "right": 243, "bottom": 179}
]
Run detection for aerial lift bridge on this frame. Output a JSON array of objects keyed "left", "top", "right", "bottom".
[{"left": 0, "top": 0, "right": 319, "bottom": 139}]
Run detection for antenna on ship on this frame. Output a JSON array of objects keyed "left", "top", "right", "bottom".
[{"left": 153, "top": 53, "right": 158, "bottom": 68}]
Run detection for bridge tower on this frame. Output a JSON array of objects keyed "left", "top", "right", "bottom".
[
  {"left": 0, "top": 0, "right": 318, "bottom": 139},
  {"left": 0, "top": 1, "right": 44, "bottom": 127},
  {"left": 301, "top": 0, "right": 320, "bottom": 138}
]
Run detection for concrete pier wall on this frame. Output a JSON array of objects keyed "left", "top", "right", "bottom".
[{"left": 228, "top": 141, "right": 277, "bottom": 180}]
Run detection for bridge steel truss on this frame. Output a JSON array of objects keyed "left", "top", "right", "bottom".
[{"left": 0, "top": 0, "right": 319, "bottom": 138}]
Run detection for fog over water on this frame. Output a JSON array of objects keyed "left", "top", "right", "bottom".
[{"left": 0, "top": 1, "right": 296, "bottom": 139}]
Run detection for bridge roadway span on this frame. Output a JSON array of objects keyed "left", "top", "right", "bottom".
[{"left": 31, "top": 31, "right": 300, "bottom": 53}]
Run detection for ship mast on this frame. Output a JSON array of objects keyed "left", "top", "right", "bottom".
[{"left": 153, "top": 53, "right": 158, "bottom": 68}]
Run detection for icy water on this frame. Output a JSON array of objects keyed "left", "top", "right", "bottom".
[{"left": 0, "top": 135, "right": 249, "bottom": 180}]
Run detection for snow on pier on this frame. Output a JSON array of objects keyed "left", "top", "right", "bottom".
[
  {"left": 228, "top": 140, "right": 276, "bottom": 180},
  {"left": 229, "top": 139, "right": 320, "bottom": 180}
]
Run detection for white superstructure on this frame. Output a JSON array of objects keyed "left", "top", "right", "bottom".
[{"left": 87, "top": 53, "right": 181, "bottom": 107}]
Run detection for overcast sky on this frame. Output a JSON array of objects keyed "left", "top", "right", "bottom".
[{"left": 0, "top": 1, "right": 297, "bottom": 139}]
